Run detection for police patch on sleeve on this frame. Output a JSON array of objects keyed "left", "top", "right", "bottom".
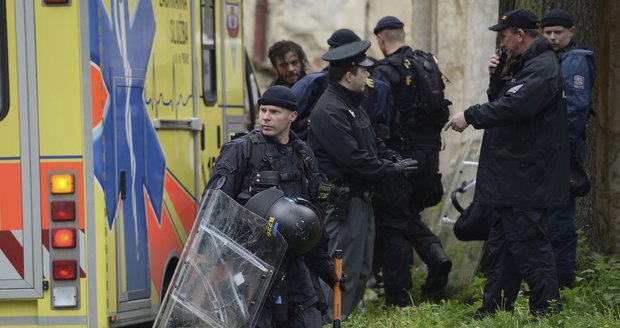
[
  {"left": 213, "top": 175, "right": 227, "bottom": 190},
  {"left": 507, "top": 84, "right": 524, "bottom": 94},
  {"left": 574, "top": 75, "right": 585, "bottom": 89}
]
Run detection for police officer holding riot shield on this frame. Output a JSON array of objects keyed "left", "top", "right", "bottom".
[{"left": 204, "top": 85, "right": 340, "bottom": 327}]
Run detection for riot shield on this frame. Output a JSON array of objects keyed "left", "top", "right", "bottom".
[
  {"left": 432, "top": 138, "right": 486, "bottom": 286},
  {"left": 154, "top": 189, "right": 287, "bottom": 328}
]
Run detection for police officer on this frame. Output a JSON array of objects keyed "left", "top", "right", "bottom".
[
  {"left": 371, "top": 15, "right": 452, "bottom": 305},
  {"left": 307, "top": 40, "right": 418, "bottom": 322},
  {"left": 445, "top": 9, "right": 567, "bottom": 317},
  {"left": 291, "top": 28, "right": 391, "bottom": 141},
  {"left": 541, "top": 8, "right": 596, "bottom": 289},
  {"left": 204, "top": 85, "right": 341, "bottom": 327}
]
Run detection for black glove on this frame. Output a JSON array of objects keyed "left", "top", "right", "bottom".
[
  {"left": 391, "top": 154, "right": 404, "bottom": 162},
  {"left": 319, "top": 266, "right": 347, "bottom": 292},
  {"left": 386, "top": 158, "right": 418, "bottom": 175}
]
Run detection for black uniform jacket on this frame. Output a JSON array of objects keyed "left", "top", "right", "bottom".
[
  {"left": 308, "top": 81, "right": 396, "bottom": 191},
  {"left": 464, "top": 38, "right": 569, "bottom": 208}
]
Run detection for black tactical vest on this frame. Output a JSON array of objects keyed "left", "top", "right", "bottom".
[{"left": 236, "top": 131, "right": 317, "bottom": 201}]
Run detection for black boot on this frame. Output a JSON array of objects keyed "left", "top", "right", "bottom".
[
  {"left": 384, "top": 285, "right": 413, "bottom": 307},
  {"left": 558, "top": 273, "right": 575, "bottom": 289},
  {"left": 421, "top": 243, "right": 452, "bottom": 293}
]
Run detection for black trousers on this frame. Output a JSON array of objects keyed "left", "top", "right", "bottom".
[
  {"left": 481, "top": 207, "right": 561, "bottom": 315},
  {"left": 255, "top": 256, "right": 321, "bottom": 327},
  {"left": 373, "top": 150, "right": 441, "bottom": 304}
]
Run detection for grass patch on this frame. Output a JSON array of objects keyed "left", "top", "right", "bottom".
[{"left": 336, "top": 234, "right": 620, "bottom": 327}]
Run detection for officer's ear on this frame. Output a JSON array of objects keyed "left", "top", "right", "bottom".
[
  {"left": 516, "top": 28, "right": 525, "bottom": 39},
  {"left": 376, "top": 32, "right": 387, "bottom": 48},
  {"left": 375, "top": 32, "right": 384, "bottom": 42},
  {"left": 344, "top": 71, "right": 354, "bottom": 83},
  {"left": 289, "top": 110, "right": 297, "bottom": 123},
  {"left": 568, "top": 26, "right": 576, "bottom": 37}
]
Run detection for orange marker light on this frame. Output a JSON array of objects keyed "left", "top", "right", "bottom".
[
  {"left": 52, "top": 229, "right": 76, "bottom": 248},
  {"left": 50, "top": 174, "right": 75, "bottom": 194}
]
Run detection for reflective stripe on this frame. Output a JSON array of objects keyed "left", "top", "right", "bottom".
[
  {"left": 0, "top": 231, "right": 23, "bottom": 280},
  {"left": 0, "top": 251, "right": 21, "bottom": 279}
]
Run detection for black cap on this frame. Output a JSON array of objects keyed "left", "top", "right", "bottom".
[
  {"left": 322, "top": 40, "right": 374, "bottom": 67},
  {"left": 258, "top": 85, "right": 298, "bottom": 111},
  {"left": 373, "top": 16, "right": 404, "bottom": 34},
  {"left": 488, "top": 9, "right": 539, "bottom": 31},
  {"left": 541, "top": 9, "right": 574, "bottom": 28},
  {"left": 327, "top": 28, "right": 361, "bottom": 48}
]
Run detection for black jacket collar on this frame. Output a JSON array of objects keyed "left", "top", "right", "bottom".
[
  {"left": 329, "top": 80, "right": 365, "bottom": 108},
  {"left": 510, "top": 37, "right": 553, "bottom": 72}
]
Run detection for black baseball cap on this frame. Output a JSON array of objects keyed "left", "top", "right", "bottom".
[
  {"left": 541, "top": 9, "right": 574, "bottom": 28},
  {"left": 322, "top": 40, "right": 374, "bottom": 68},
  {"left": 488, "top": 9, "right": 539, "bottom": 31}
]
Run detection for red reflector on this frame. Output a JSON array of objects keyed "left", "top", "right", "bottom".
[
  {"left": 52, "top": 260, "right": 78, "bottom": 280},
  {"left": 44, "top": 0, "right": 70, "bottom": 4},
  {"left": 52, "top": 229, "right": 76, "bottom": 248},
  {"left": 51, "top": 201, "right": 76, "bottom": 221}
]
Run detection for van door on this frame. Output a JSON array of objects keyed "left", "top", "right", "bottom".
[
  {"left": 111, "top": 72, "right": 163, "bottom": 309},
  {"left": 0, "top": 0, "right": 43, "bottom": 299}
]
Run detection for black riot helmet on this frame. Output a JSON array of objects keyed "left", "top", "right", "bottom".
[{"left": 245, "top": 188, "right": 323, "bottom": 257}]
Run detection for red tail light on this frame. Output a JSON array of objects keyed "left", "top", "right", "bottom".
[
  {"left": 52, "top": 260, "right": 78, "bottom": 280},
  {"left": 52, "top": 229, "right": 76, "bottom": 248},
  {"left": 51, "top": 201, "right": 76, "bottom": 221}
]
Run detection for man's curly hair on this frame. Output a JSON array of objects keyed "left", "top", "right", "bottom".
[{"left": 268, "top": 40, "right": 309, "bottom": 74}]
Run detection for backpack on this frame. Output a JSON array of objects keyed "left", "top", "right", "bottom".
[{"left": 380, "top": 49, "right": 451, "bottom": 135}]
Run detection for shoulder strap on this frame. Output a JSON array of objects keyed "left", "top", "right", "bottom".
[
  {"left": 378, "top": 51, "right": 406, "bottom": 70},
  {"left": 244, "top": 131, "right": 273, "bottom": 171},
  {"left": 292, "top": 139, "right": 317, "bottom": 173}
]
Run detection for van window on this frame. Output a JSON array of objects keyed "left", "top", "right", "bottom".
[
  {"left": 200, "top": 0, "right": 216, "bottom": 105},
  {"left": 0, "top": 0, "right": 9, "bottom": 121}
]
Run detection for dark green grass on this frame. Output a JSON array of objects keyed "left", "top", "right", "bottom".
[{"left": 335, "top": 235, "right": 620, "bottom": 328}]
